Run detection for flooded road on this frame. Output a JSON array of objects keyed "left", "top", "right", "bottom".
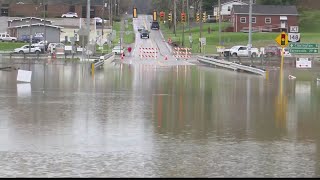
[{"left": 0, "top": 62, "right": 320, "bottom": 177}]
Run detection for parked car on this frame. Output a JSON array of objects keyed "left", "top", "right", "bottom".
[
  {"left": 112, "top": 45, "right": 124, "bottom": 55},
  {"left": 150, "top": 21, "right": 160, "bottom": 30},
  {"left": 32, "top": 41, "right": 48, "bottom": 52},
  {"left": 140, "top": 30, "right": 149, "bottom": 39},
  {"left": 14, "top": 45, "right": 41, "bottom": 54},
  {"left": 264, "top": 45, "right": 281, "bottom": 57},
  {"left": 0, "top": 33, "right": 17, "bottom": 42},
  {"left": 225, "top": 45, "right": 259, "bottom": 58},
  {"left": 19, "top": 35, "right": 42, "bottom": 43},
  {"left": 61, "top": 12, "right": 78, "bottom": 18},
  {"left": 94, "top": 17, "right": 107, "bottom": 25}
]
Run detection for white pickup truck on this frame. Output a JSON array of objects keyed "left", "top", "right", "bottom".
[
  {"left": 0, "top": 33, "right": 17, "bottom": 42},
  {"left": 225, "top": 45, "right": 259, "bottom": 58}
]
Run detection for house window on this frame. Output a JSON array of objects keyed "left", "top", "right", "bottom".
[
  {"left": 265, "top": 17, "right": 271, "bottom": 24},
  {"left": 240, "top": 17, "right": 246, "bottom": 23},
  {"left": 228, "top": 6, "right": 231, "bottom": 11},
  {"left": 252, "top": 17, "right": 256, "bottom": 23}
]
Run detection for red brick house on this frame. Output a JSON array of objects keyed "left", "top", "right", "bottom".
[{"left": 231, "top": 5, "right": 299, "bottom": 32}]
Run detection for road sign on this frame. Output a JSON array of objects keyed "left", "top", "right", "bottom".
[
  {"left": 296, "top": 58, "right": 312, "bottom": 68},
  {"left": 289, "top": 43, "right": 318, "bottom": 49},
  {"left": 288, "top": 33, "right": 300, "bottom": 42},
  {"left": 199, "top": 38, "right": 206, "bottom": 46},
  {"left": 275, "top": 32, "right": 288, "bottom": 48},
  {"left": 189, "top": 35, "right": 193, "bottom": 43},
  {"left": 289, "top": 49, "right": 318, "bottom": 54},
  {"left": 290, "top": 26, "right": 299, "bottom": 33}
]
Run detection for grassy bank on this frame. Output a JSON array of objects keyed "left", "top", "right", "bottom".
[
  {"left": 112, "top": 19, "right": 135, "bottom": 45},
  {"left": 96, "top": 19, "right": 135, "bottom": 54},
  {"left": 161, "top": 18, "right": 320, "bottom": 54},
  {"left": 0, "top": 42, "right": 26, "bottom": 51}
]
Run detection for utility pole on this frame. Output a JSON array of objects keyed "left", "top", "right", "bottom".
[
  {"left": 187, "top": 0, "right": 190, "bottom": 34},
  {"left": 110, "top": 0, "right": 113, "bottom": 26},
  {"left": 102, "top": 0, "right": 106, "bottom": 37},
  {"left": 87, "top": 0, "right": 91, "bottom": 42},
  {"left": 117, "top": 0, "right": 120, "bottom": 17},
  {"left": 43, "top": 0, "right": 47, "bottom": 52},
  {"left": 248, "top": 0, "right": 253, "bottom": 60},
  {"left": 218, "top": 0, "right": 221, "bottom": 45},
  {"left": 199, "top": 0, "right": 203, "bottom": 53},
  {"left": 182, "top": 0, "right": 185, "bottom": 47},
  {"left": 173, "top": 0, "right": 177, "bottom": 36}
]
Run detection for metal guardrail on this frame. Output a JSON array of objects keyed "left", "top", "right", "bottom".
[
  {"left": 198, "top": 56, "right": 266, "bottom": 77},
  {"left": 91, "top": 53, "right": 114, "bottom": 73},
  {"left": 0, "top": 52, "right": 48, "bottom": 59}
]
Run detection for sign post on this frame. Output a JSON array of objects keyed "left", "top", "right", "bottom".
[{"left": 275, "top": 32, "right": 288, "bottom": 71}]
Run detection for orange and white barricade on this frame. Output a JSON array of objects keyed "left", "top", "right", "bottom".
[
  {"left": 139, "top": 47, "right": 159, "bottom": 59},
  {"left": 173, "top": 47, "right": 192, "bottom": 59}
]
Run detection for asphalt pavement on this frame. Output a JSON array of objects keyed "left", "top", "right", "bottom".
[{"left": 122, "top": 15, "right": 194, "bottom": 66}]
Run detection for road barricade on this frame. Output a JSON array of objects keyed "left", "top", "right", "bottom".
[
  {"left": 139, "top": 47, "right": 158, "bottom": 59},
  {"left": 173, "top": 47, "right": 192, "bottom": 59}
]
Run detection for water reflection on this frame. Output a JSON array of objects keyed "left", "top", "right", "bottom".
[{"left": 0, "top": 63, "right": 320, "bottom": 177}]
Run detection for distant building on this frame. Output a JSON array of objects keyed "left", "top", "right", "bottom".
[
  {"left": 8, "top": 22, "right": 63, "bottom": 43},
  {"left": 213, "top": 0, "right": 256, "bottom": 21},
  {"left": 231, "top": 5, "right": 299, "bottom": 32},
  {"left": 5, "top": 1, "right": 105, "bottom": 18},
  {"left": 8, "top": 17, "right": 52, "bottom": 27}
]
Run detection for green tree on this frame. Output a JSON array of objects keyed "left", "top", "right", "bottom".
[{"left": 258, "top": 0, "right": 297, "bottom": 5}]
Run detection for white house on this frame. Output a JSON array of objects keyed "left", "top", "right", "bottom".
[{"left": 214, "top": 0, "right": 256, "bottom": 21}]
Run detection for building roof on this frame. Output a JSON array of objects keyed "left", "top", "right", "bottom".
[
  {"left": 8, "top": 23, "right": 63, "bottom": 29},
  {"left": 233, "top": 5, "right": 299, "bottom": 15},
  {"left": 8, "top": 17, "right": 52, "bottom": 24},
  {"left": 221, "top": 0, "right": 249, "bottom": 6}
]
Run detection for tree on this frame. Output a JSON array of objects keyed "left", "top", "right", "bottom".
[{"left": 258, "top": 0, "right": 297, "bottom": 5}]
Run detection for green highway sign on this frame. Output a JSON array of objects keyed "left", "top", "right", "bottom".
[
  {"left": 289, "top": 43, "right": 319, "bottom": 49},
  {"left": 289, "top": 49, "right": 319, "bottom": 54}
]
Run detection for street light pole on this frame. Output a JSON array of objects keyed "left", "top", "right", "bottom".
[
  {"left": 43, "top": 0, "right": 47, "bottom": 52},
  {"left": 199, "top": 0, "right": 203, "bottom": 53},
  {"left": 187, "top": 0, "right": 190, "bottom": 34},
  {"left": 248, "top": 0, "right": 253, "bottom": 60},
  {"left": 218, "top": 0, "right": 221, "bottom": 45},
  {"left": 173, "top": 0, "right": 177, "bottom": 36}
]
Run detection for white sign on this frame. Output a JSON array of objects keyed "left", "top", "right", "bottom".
[
  {"left": 64, "top": 46, "right": 72, "bottom": 51},
  {"left": 288, "top": 33, "right": 300, "bottom": 42},
  {"left": 17, "top": 83, "right": 31, "bottom": 97},
  {"left": 17, "top": 70, "right": 32, "bottom": 83},
  {"left": 290, "top": 26, "right": 299, "bottom": 33},
  {"left": 189, "top": 35, "right": 193, "bottom": 43},
  {"left": 296, "top": 58, "right": 312, "bottom": 68},
  {"left": 199, "top": 38, "right": 206, "bottom": 46}
]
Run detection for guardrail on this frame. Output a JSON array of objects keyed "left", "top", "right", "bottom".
[
  {"left": 0, "top": 52, "right": 48, "bottom": 60},
  {"left": 198, "top": 56, "right": 267, "bottom": 77},
  {"left": 91, "top": 52, "right": 114, "bottom": 73}
]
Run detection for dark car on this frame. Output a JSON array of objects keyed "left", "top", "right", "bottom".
[
  {"left": 19, "top": 35, "right": 43, "bottom": 43},
  {"left": 140, "top": 30, "right": 149, "bottom": 39},
  {"left": 264, "top": 45, "right": 281, "bottom": 57},
  {"left": 151, "top": 21, "right": 160, "bottom": 30}
]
